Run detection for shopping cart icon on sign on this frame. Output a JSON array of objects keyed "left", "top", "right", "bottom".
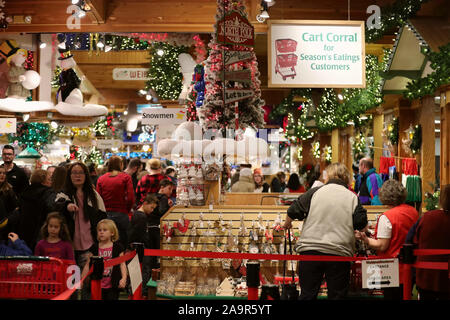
[{"left": 274, "top": 39, "right": 298, "bottom": 81}]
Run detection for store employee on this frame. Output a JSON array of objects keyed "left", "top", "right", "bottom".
[{"left": 1, "top": 145, "right": 29, "bottom": 196}]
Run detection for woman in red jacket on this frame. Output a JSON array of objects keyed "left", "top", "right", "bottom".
[
  {"left": 357, "top": 179, "right": 418, "bottom": 300},
  {"left": 413, "top": 184, "right": 450, "bottom": 300},
  {"left": 96, "top": 156, "right": 135, "bottom": 249}
]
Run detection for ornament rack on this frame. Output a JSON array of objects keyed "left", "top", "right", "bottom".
[{"left": 158, "top": 205, "right": 389, "bottom": 291}]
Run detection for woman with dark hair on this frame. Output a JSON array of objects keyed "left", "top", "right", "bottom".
[
  {"left": 285, "top": 173, "right": 306, "bottom": 193},
  {"left": 413, "top": 184, "right": 450, "bottom": 300},
  {"left": 356, "top": 179, "right": 418, "bottom": 300},
  {"left": 16, "top": 169, "right": 58, "bottom": 250},
  {"left": 0, "top": 165, "right": 18, "bottom": 220},
  {"left": 96, "top": 156, "right": 135, "bottom": 249},
  {"left": 51, "top": 166, "right": 67, "bottom": 193},
  {"left": 56, "top": 162, "right": 106, "bottom": 287}
]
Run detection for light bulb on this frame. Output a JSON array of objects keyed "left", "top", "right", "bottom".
[
  {"left": 39, "top": 42, "right": 47, "bottom": 49},
  {"left": 338, "top": 94, "right": 344, "bottom": 100},
  {"left": 146, "top": 94, "right": 152, "bottom": 101},
  {"left": 51, "top": 121, "right": 58, "bottom": 129},
  {"left": 123, "top": 110, "right": 128, "bottom": 115},
  {"left": 23, "top": 114, "right": 30, "bottom": 122},
  {"left": 139, "top": 89, "right": 147, "bottom": 95},
  {"left": 156, "top": 49, "right": 164, "bottom": 56}
]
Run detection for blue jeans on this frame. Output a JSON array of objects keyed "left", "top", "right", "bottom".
[{"left": 106, "top": 212, "right": 129, "bottom": 250}]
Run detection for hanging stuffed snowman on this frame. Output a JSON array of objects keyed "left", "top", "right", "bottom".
[
  {"left": 177, "top": 53, "right": 197, "bottom": 105},
  {"left": 0, "top": 40, "right": 53, "bottom": 112},
  {"left": 55, "top": 34, "right": 107, "bottom": 117}
]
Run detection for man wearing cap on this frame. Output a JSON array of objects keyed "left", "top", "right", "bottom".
[
  {"left": 135, "top": 158, "right": 168, "bottom": 207},
  {"left": 2, "top": 145, "right": 29, "bottom": 197}
]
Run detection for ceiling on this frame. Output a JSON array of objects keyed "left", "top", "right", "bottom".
[{"left": 1, "top": 0, "right": 448, "bottom": 113}]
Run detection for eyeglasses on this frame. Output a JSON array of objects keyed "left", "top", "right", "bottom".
[
  {"left": 2, "top": 153, "right": 14, "bottom": 156},
  {"left": 71, "top": 171, "right": 85, "bottom": 176}
]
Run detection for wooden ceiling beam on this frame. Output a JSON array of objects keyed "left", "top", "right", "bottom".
[{"left": 86, "top": 0, "right": 109, "bottom": 24}]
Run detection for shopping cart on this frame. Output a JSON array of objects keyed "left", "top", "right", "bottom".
[
  {"left": 0, "top": 256, "right": 70, "bottom": 299},
  {"left": 274, "top": 39, "right": 298, "bottom": 81}
]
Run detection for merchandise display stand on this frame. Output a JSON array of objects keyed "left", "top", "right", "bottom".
[{"left": 155, "top": 204, "right": 389, "bottom": 299}]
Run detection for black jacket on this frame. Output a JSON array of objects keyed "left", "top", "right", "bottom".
[
  {"left": 17, "top": 183, "right": 57, "bottom": 249},
  {"left": 6, "top": 163, "right": 29, "bottom": 196},
  {"left": 88, "top": 242, "right": 124, "bottom": 290},
  {"left": 56, "top": 192, "right": 107, "bottom": 244}
]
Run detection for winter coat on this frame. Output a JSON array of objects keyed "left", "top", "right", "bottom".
[
  {"left": 231, "top": 175, "right": 255, "bottom": 192},
  {"left": 16, "top": 183, "right": 57, "bottom": 250}
]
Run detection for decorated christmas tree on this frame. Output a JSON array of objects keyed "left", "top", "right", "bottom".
[{"left": 198, "top": 0, "right": 265, "bottom": 132}]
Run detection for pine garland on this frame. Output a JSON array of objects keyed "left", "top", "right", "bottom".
[
  {"left": 410, "top": 124, "right": 422, "bottom": 154},
  {"left": 388, "top": 117, "right": 399, "bottom": 146},
  {"left": 145, "top": 42, "right": 188, "bottom": 100}
]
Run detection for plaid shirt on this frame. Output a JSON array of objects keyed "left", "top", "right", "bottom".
[{"left": 135, "top": 173, "right": 167, "bottom": 206}]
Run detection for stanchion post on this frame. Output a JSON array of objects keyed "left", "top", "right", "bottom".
[
  {"left": 90, "top": 256, "right": 104, "bottom": 300},
  {"left": 129, "top": 243, "right": 145, "bottom": 300},
  {"left": 399, "top": 243, "right": 415, "bottom": 300},
  {"left": 246, "top": 261, "right": 260, "bottom": 300}
]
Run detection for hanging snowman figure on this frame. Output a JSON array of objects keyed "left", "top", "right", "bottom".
[
  {"left": 55, "top": 34, "right": 107, "bottom": 116},
  {"left": 56, "top": 34, "right": 82, "bottom": 105},
  {"left": 6, "top": 46, "right": 41, "bottom": 99}
]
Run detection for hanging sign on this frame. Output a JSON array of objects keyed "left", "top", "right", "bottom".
[
  {"left": 268, "top": 20, "right": 365, "bottom": 88},
  {"left": 217, "top": 11, "right": 254, "bottom": 47},
  {"left": 113, "top": 68, "right": 151, "bottom": 81},
  {"left": 95, "top": 139, "right": 122, "bottom": 150},
  {"left": 362, "top": 258, "right": 399, "bottom": 289},
  {"left": 219, "top": 69, "right": 252, "bottom": 83},
  {"left": 224, "top": 50, "right": 253, "bottom": 66},
  {"left": 224, "top": 89, "right": 253, "bottom": 104},
  {"left": 141, "top": 108, "right": 186, "bottom": 125},
  {"left": 0, "top": 118, "right": 16, "bottom": 133}
]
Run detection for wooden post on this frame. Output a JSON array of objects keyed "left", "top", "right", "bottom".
[
  {"left": 419, "top": 96, "right": 436, "bottom": 202},
  {"left": 440, "top": 87, "right": 450, "bottom": 189},
  {"left": 331, "top": 129, "right": 339, "bottom": 164},
  {"left": 373, "top": 113, "right": 384, "bottom": 172}
]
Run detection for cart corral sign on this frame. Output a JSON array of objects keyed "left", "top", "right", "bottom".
[
  {"left": 362, "top": 258, "right": 399, "bottom": 289},
  {"left": 217, "top": 11, "right": 254, "bottom": 47},
  {"left": 268, "top": 20, "right": 365, "bottom": 88}
]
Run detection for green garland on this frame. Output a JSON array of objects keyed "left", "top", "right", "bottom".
[
  {"left": 366, "top": 0, "right": 430, "bottom": 43},
  {"left": 352, "top": 131, "right": 367, "bottom": 162},
  {"left": 8, "top": 122, "right": 51, "bottom": 150},
  {"left": 410, "top": 124, "right": 422, "bottom": 154},
  {"left": 145, "top": 42, "right": 188, "bottom": 100},
  {"left": 404, "top": 43, "right": 450, "bottom": 100},
  {"left": 388, "top": 117, "right": 399, "bottom": 145}
]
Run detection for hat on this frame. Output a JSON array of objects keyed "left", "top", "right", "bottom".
[
  {"left": 253, "top": 168, "right": 262, "bottom": 175},
  {"left": 148, "top": 158, "right": 161, "bottom": 170},
  {"left": 0, "top": 40, "right": 20, "bottom": 61},
  {"left": 57, "top": 33, "right": 73, "bottom": 60}
]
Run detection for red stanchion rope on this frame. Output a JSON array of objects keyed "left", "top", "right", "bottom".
[{"left": 104, "top": 250, "right": 136, "bottom": 268}]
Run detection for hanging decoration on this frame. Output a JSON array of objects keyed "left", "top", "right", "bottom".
[
  {"left": 311, "top": 141, "right": 320, "bottom": 160},
  {"left": 198, "top": 0, "right": 265, "bottom": 131},
  {"left": 0, "top": 0, "right": 8, "bottom": 30},
  {"left": 296, "top": 144, "right": 303, "bottom": 162},
  {"left": 404, "top": 43, "right": 450, "bottom": 100},
  {"left": 68, "top": 144, "right": 81, "bottom": 161},
  {"left": 145, "top": 42, "right": 188, "bottom": 100},
  {"left": 388, "top": 117, "right": 399, "bottom": 146},
  {"left": 322, "top": 145, "right": 332, "bottom": 164},
  {"left": 351, "top": 130, "right": 367, "bottom": 162},
  {"left": 85, "top": 146, "right": 103, "bottom": 165},
  {"left": 271, "top": 88, "right": 315, "bottom": 143},
  {"left": 365, "top": 0, "right": 431, "bottom": 43},
  {"left": 8, "top": 122, "right": 51, "bottom": 150},
  {"left": 410, "top": 124, "right": 422, "bottom": 155}
]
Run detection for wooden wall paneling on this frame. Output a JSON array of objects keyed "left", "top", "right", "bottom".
[
  {"left": 419, "top": 96, "right": 436, "bottom": 201},
  {"left": 331, "top": 129, "right": 339, "bottom": 164},
  {"left": 440, "top": 89, "right": 450, "bottom": 188},
  {"left": 159, "top": 205, "right": 389, "bottom": 287}
]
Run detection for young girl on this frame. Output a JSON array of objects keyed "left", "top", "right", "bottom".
[
  {"left": 34, "top": 212, "right": 75, "bottom": 261},
  {"left": 81, "top": 219, "right": 127, "bottom": 300}
]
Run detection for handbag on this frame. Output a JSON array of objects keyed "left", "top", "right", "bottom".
[{"left": 280, "top": 229, "right": 299, "bottom": 300}]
